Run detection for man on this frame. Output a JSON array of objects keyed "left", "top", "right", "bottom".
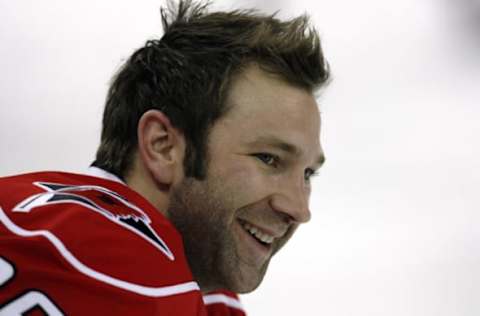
[{"left": 0, "top": 0, "right": 329, "bottom": 315}]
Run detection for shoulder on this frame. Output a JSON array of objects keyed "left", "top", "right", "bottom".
[{"left": 0, "top": 171, "right": 196, "bottom": 292}]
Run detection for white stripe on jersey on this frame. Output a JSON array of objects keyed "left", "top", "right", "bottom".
[
  {"left": 203, "top": 293, "right": 245, "bottom": 311},
  {"left": 0, "top": 206, "right": 200, "bottom": 297}
]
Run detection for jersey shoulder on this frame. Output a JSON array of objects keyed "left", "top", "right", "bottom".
[{"left": 0, "top": 171, "right": 195, "bottom": 289}]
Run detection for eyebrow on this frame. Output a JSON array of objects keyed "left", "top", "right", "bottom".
[{"left": 249, "top": 135, "right": 326, "bottom": 167}]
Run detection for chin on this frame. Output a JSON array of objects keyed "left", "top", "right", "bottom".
[
  {"left": 233, "top": 281, "right": 262, "bottom": 294},
  {"left": 225, "top": 280, "right": 261, "bottom": 294},
  {"left": 225, "top": 263, "right": 268, "bottom": 294}
]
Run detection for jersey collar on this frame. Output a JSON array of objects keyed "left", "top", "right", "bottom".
[{"left": 86, "top": 166, "right": 125, "bottom": 185}]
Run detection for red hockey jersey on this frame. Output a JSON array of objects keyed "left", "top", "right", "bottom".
[{"left": 0, "top": 168, "right": 246, "bottom": 315}]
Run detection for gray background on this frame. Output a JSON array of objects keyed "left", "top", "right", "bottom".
[{"left": 1, "top": 0, "right": 479, "bottom": 315}]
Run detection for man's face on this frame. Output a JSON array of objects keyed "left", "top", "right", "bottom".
[{"left": 168, "top": 66, "right": 324, "bottom": 293}]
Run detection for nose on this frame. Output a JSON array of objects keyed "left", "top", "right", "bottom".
[{"left": 269, "top": 178, "right": 311, "bottom": 224}]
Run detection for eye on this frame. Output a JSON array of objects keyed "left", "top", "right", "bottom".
[
  {"left": 253, "top": 153, "right": 279, "bottom": 167},
  {"left": 304, "top": 168, "right": 319, "bottom": 181}
]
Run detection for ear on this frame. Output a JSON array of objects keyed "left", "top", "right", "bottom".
[{"left": 137, "top": 109, "right": 185, "bottom": 187}]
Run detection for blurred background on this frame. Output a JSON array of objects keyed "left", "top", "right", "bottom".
[{"left": 1, "top": 0, "right": 479, "bottom": 315}]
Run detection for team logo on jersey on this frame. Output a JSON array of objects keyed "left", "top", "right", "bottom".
[{"left": 13, "top": 182, "right": 174, "bottom": 261}]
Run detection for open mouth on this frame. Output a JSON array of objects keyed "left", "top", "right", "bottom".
[{"left": 238, "top": 219, "right": 274, "bottom": 247}]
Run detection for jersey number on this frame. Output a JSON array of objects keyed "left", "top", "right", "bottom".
[{"left": 0, "top": 257, "right": 64, "bottom": 316}]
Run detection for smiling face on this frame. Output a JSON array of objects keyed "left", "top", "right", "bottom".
[{"left": 167, "top": 65, "right": 324, "bottom": 293}]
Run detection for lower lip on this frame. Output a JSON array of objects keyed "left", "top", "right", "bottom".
[{"left": 236, "top": 220, "right": 272, "bottom": 264}]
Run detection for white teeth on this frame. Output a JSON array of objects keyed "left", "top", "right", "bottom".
[{"left": 241, "top": 222, "right": 274, "bottom": 244}]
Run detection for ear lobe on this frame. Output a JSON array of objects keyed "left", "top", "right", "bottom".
[{"left": 137, "top": 109, "right": 184, "bottom": 187}]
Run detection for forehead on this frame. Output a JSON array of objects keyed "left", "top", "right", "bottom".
[{"left": 216, "top": 65, "right": 322, "bottom": 158}]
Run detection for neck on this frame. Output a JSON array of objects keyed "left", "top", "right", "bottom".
[{"left": 125, "top": 161, "right": 171, "bottom": 218}]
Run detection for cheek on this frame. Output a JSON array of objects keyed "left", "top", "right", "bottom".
[{"left": 215, "top": 162, "right": 270, "bottom": 207}]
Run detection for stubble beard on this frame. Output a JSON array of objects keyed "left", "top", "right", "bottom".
[{"left": 167, "top": 176, "right": 269, "bottom": 293}]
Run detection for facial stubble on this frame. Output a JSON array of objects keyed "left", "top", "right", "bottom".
[{"left": 167, "top": 176, "right": 270, "bottom": 293}]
